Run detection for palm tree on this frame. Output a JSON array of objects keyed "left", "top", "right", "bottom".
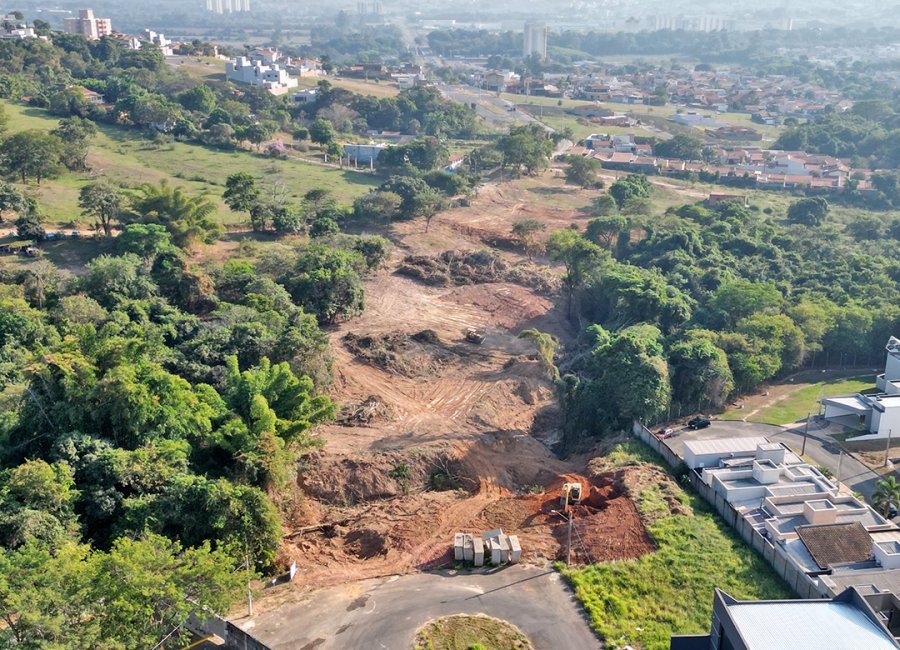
[
  {"left": 872, "top": 476, "right": 900, "bottom": 517},
  {"left": 130, "top": 180, "right": 223, "bottom": 250}
]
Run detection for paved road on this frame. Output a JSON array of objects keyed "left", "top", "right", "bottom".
[
  {"left": 664, "top": 420, "right": 882, "bottom": 501},
  {"left": 243, "top": 567, "right": 601, "bottom": 650},
  {"left": 437, "top": 83, "right": 549, "bottom": 131}
]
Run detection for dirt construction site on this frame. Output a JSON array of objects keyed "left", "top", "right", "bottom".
[{"left": 260, "top": 175, "right": 662, "bottom": 612}]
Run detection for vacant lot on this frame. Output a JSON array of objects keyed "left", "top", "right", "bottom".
[
  {"left": 564, "top": 441, "right": 791, "bottom": 650},
  {"left": 1, "top": 101, "right": 377, "bottom": 224},
  {"left": 722, "top": 372, "right": 877, "bottom": 425}
]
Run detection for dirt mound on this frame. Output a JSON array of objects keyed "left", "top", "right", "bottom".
[
  {"left": 342, "top": 330, "right": 456, "bottom": 377},
  {"left": 298, "top": 448, "right": 467, "bottom": 506},
  {"left": 466, "top": 472, "right": 656, "bottom": 565},
  {"left": 397, "top": 250, "right": 556, "bottom": 293},
  {"left": 336, "top": 395, "right": 393, "bottom": 427}
]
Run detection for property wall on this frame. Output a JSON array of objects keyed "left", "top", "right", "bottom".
[
  {"left": 188, "top": 614, "right": 272, "bottom": 650},
  {"left": 631, "top": 420, "right": 685, "bottom": 470},
  {"left": 630, "top": 420, "right": 826, "bottom": 600}
]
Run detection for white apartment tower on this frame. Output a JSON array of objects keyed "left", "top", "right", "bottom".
[
  {"left": 523, "top": 21, "right": 548, "bottom": 59},
  {"left": 63, "top": 9, "right": 112, "bottom": 40},
  {"left": 207, "top": 0, "right": 250, "bottom": 14}
]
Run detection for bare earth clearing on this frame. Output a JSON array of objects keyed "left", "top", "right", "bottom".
[{"left": 256, "top": 176, "right": 656, "bottom": 614}]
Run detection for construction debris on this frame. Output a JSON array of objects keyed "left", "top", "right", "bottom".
[
  {"left": 336, "top": 395, "right": 393, "bottom": 427},
  {"left": 397, "top": 250, "right": 557, "bottom": 293}
]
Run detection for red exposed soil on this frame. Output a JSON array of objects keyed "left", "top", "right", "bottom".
[{"left": 266, "top": 175, "right": 656, "bottom": 607}]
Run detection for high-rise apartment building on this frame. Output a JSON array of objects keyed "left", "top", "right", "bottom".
[
  {"left": 207, "top": 0, "right": 250, "bottom": 14},
  {"left": 523, "top": 21, "right": 547, "bottom": 59},
  {"left": 63, "top": 9, "right": 111, "bottom": 40}
]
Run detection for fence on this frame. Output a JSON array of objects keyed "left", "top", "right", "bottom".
[{"left": 630, "top": 420, "right": 827, "bottom": 600}]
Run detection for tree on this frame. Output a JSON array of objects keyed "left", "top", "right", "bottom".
[
  {"left": 239, "top": 123, "right": 273, "bottom": 150},
  {"left": 0, "top": 102, "right": 7, "bottom": 134},
  {"left": 353, "top": 191, "right": 402, "bottom": 222},
  {"left": 309, "top": 118, "right": 337, "bottom": 145},
  {"left": 518, "top": 328, "right": 559, "bottom": 379},
  {"left": 511, "top": 219, "right": 546, "bottom": 259},
  {"left": 379, "top": 176, "right": 445, "bottom": 227},
  {"left": 0, "top": 459, "right": 79, "bottom": 548},
  {"left": 130, "top": 181, "right": 223, "bottom": 249},
  {"left": 547, "top": 229, "right": 606, "bottom": 317},
  {"left": 0, "top": 180, "right": 27, "bottom": 220},
  {"left": 668, "top": 331, "right": 734, "bottom": 410},
  {"left": 23, "top": 260, "right": 59, "bottom": 310},
  {"left": 0, "top": 130, "right": 62, "bottom": 184},
  {"left": 586, "top": 214, "right": 627, "bottom": 249},
  {"left": 590, "top": 193, "right": 617, "bottom": 217},
  {"left": 79, "top": 180, "right": 125, "bottom": 237},
  {"left": 50, "top": 117, "right": 96, "bottom": 171},
  {"left": 497, "top": 124, "right": 554, "bottom": 176},
  {"left": 178, "top": 84, "right": 217, "bottom": 114},
  {"left": 79, "top": 253, "right": 158, "bottom": 308},
  {"left": 787, "top": 197, "right": 829, "bottom": 226},
  {"left": 116, "top": 223, "right": 173, "bottom": 263},
  {"left": 873, "top": 477, "right": 900, "bottom": 517},
  {"left": 593, "top": 324, "right": 670, "bottom": 424},
  {"left": 15, "top": 209, "right": 46, "bottom": 241},
  {"left": 609, "top": 174, "right": 651, "bottom": 209},
  {"left": 223, "top": 172, "right": 260, "bottom": 215},
  {"left": 707, "top": 280, "right": 783, "bottom": 329},
  {"left": 652, "top": 133, "right": 703, "bottom": 160},
  {"left": 565, "top": 156, "right": 601, "bottom": 188},
  {"left": 281, "top": 246, "right": 365, "bottom": 324},
  {"left": 94, "top": 534, "right": 243, "bottom": 647}
]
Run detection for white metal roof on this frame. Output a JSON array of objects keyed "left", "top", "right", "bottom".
[
  {"left": 683, "top": 436, "right": 770, "bottom": 456},
  {"left": 728, "top": 601, "right": 897, "bottom": 649}
]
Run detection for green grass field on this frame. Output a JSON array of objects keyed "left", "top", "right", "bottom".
[
  {"left": 1, "top": 101, "right": 378, "bottom": 225},
  {"left": 721, "top": 375, "right": 877, "bottom": 425},
  {"left": 564, "top": 441, "right": 791, "bottom": 650}
]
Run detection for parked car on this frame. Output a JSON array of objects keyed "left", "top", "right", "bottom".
[
  {"left": 687, "top": 417, "right": 711, "bottom": 430},
  {"left": 657, "top": 428, "right": 675, "bottom": 439}
]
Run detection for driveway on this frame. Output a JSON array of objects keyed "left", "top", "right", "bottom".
[
  {"left": 241, "top": 567, "right": 601, "bottom": 650},
  {"left": 664, "top": 420, "right": 882, "bottom": 501}
]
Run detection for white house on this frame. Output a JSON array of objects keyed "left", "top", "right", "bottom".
[
  {"left": 226, "top": 56, "right": 298, "bottom": 95},
  {"left": 343, "top": 142, "right": 388, "bottom": 166},
  {"left": 822, "top": 337, "right": 900, "bottom": 441},
  {"left": 291, "top": 88, "right": 319, "bottom": 105}
]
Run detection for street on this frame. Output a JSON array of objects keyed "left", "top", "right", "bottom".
[{"left": 240, "top": 567, "right": 601, "bottom": 650}]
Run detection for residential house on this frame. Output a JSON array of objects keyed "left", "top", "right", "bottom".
[
  {"left": 226, "top": 56, "right": 298, "bottom": 95},
  {"left": 823, "top": 337, "right": 900, "bottom": 441},
  {"left": 343, "top": 142, "right": 388, "bottom": 166},
  {"left": 670, "top": 587, "right": 900, "bottom": 650}
]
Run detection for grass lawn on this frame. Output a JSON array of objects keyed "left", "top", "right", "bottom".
[
  {"left": 414, "top": 615, "right": 532, "bottom": 650},
  {"left": 722, "top": 375, "right": 877, "bottom": 425},
  {"left": 1, "top": 101, "right": 379, "bottom": 225},
  {"left": 563, "top": 441, "right": 791, "bottom": 650}
]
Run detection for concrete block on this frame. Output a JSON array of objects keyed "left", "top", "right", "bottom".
[
  {"left": 490, "top": 539, "right": 503, "bottom": 565},
  {"left": 454, "top": 533, "right": 464, "bottom": 561},
  {"left": 508, "top": 535, "right": 522, "bottom": 563},
  {"left": 473, "top": 536, "right": 484, "bottom": 566},
  {"left": 498, "top": 535, "right": 510, "bottom": 563},
  {"left": 482, "top": 528, "right": 503, "bottom": 541},
  {"left": 463, "top": 534, "right": 474, "bottom": 561}
]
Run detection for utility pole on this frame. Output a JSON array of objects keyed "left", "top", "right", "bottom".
[
  {"left": 836, "top": 452, "right": 844, "bottom": 494},
  {"left": 885, "top": 429, "right": 894, "bottom": 468},
  {"left": 245, "top": 553, "right": 253, "bottom": 617},
  {"left": 801, "top": 413, "right": 810, "bottom": 457},
  {"left": 566, "top": 513, "right": 573, "bottom": 566}
]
